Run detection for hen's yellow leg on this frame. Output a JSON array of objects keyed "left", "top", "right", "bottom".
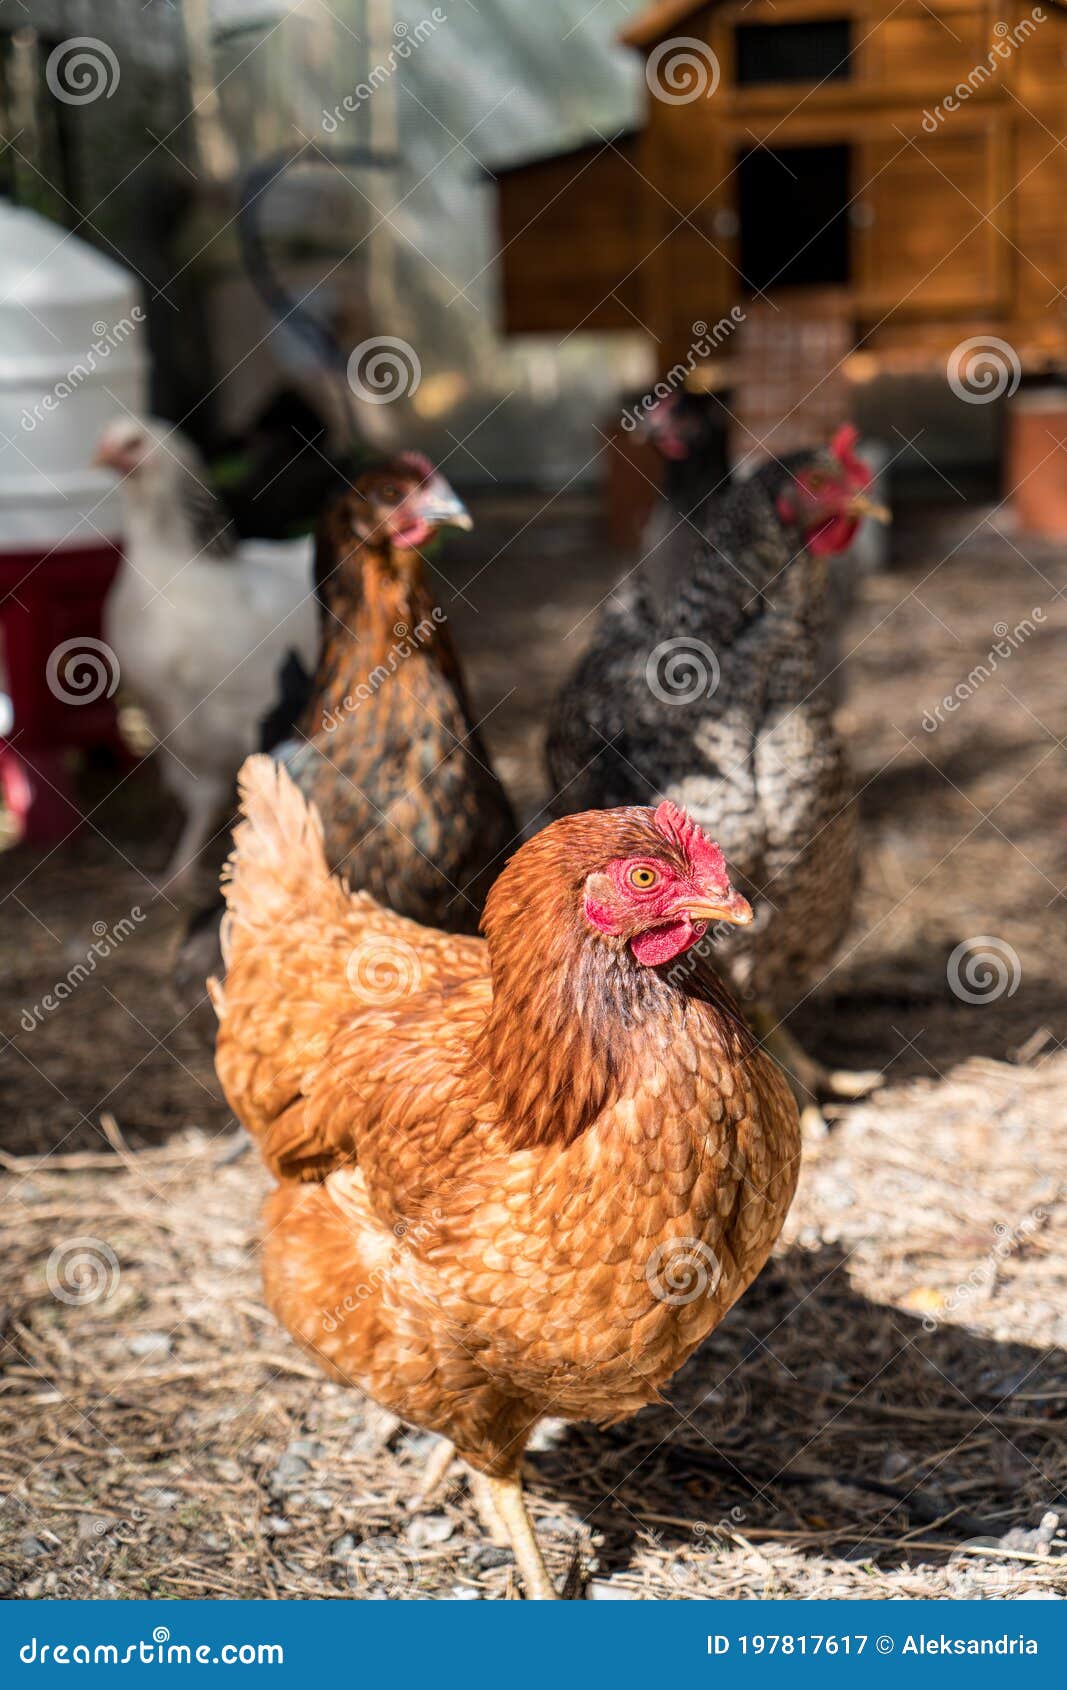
[
  {"left": 468, "top": 1468, "right": 560, "bottom": 1598},
  {"left": 468, "top": 1470, "right": 511, "bottom": 1546},
  {"left": 482, "top": 1473, "right": 560, "bottom": 1601},
  {"left": 409, "top": 1437, "right": 456, "bottom": 1510}
]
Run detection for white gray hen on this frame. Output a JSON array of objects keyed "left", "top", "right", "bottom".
[{"left": 96, "top": 415, "right": 317, "bottom": 888}]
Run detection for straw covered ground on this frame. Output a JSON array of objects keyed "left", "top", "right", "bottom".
[{"left": 1, "top": 491, "right": 1065, "bottom": 1599}]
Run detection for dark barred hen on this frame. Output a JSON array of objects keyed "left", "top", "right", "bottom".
[
  {"left": 626, "top": 388, "right": 733, "bottom": 567},
  {"left": 278, "top": 455, "right": 518, "bottom": 933},
  {"left": 639, "top": 388, "right": 732, "bottom": 515},
  {"left": 547, "top": 426, "right": 889, "bottom": 1126}
]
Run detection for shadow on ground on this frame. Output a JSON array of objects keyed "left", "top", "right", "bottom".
[{"left": 540, "top": 1246, "right": 1067, "bottom": 1584}]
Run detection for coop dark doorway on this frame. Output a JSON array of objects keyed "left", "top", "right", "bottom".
[{"left": 738, "top": 143, "right": 851, "bottom": 293}]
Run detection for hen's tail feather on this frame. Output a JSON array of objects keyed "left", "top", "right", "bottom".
[{"left": 217, "top": 753, "right": 350, "bottom": 972}]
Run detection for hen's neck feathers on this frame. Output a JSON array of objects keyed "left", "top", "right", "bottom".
[
  {"left": 642, "top": 467, "right": 821, "bottom": 644},
  {"left": 661, "top": 436, "right": 730, "bottom": 522},
  {"left": 305, "top": 533, "right": 468, "bottom": 732},
  {"left": 121, "top": 448, "right": 235, "bottom": 566},
  {"left": 472, "top": 815, "right": 754, "bottom": 1151}
]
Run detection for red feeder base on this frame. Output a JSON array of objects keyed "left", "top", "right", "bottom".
[{"left": 0, "top": 539, "right": 126, "bottom": 845}]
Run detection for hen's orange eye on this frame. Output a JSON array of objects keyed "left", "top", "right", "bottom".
[{"left": 629, "top": 865, "right": 658, "bottom": 890}]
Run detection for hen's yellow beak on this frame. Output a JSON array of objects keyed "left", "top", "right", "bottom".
[
  {"left": 684, "top": 892, "right": 753, "bottom": 928},
  {"left": 847, "top": 491, "right": 891, "bottom": 524}
]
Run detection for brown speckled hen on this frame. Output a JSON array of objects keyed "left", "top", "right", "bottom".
[
  {"left": 211, "top": 756, "right": 800, "bottom": 1598},
  {"left": 278, "top": 455, "right": 517, "bottom": 932}
]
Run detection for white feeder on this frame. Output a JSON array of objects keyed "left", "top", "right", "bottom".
[{"left": 0, "top": 202, "right": 146, "bottom": 547}]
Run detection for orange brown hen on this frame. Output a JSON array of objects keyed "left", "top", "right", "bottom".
[{"left": 212, "top": 756, "right": 800, "bottom": 1597}]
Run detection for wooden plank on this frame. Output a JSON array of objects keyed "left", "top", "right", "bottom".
[
  {"left": 642, "top": 93, "right": 741, "bottom": 364},
  {"left": 494, "top": 137, "right": 646, "bottom": 333},
  {"left": 1003, "top": 109, "right": 1067, "bottom": 319},
  {"left": 853, "top": 116, "right": 1006, "bottom": 318}
]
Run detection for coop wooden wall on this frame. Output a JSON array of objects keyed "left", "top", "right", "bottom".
[{"left": 493, "top": 137, "right": 647, "bottom": 333}]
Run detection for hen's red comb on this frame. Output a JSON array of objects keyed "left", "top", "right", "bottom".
[
  {"left": 653, "top": 800, "right": 731, "bottom": 890},
  {"left": 396, "top": 450, "right": 436, "bottom": 483},
  {"left": 829, "top": 423, "right": 870, "bottom": 488}
]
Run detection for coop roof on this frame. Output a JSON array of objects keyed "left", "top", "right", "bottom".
[
  {"left": 620, "top": 0, "right": 716, "bottom": 49},
  {"left": 623, "top": 0, "right": 1067, "bottom": 43},
  {"left": 482, "top": 129, "right": 639, "bottom": 181}
]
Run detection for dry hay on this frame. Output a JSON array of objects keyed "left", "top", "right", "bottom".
[{"left": 1, "top": 1050, "right": 1064, "bottom": 1601}]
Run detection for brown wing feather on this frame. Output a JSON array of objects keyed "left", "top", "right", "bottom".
[{"left": 213, "top": 756, "right": 485, "bottom": 1185}]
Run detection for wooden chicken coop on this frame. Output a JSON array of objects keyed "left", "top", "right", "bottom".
[{"left": 491, "top": 0, "right": 1067, "bottom": 468}]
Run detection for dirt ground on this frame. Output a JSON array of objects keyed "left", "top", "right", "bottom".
[{"left": 1, "top": 489, "right": 1065, "bottom": 1599}]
